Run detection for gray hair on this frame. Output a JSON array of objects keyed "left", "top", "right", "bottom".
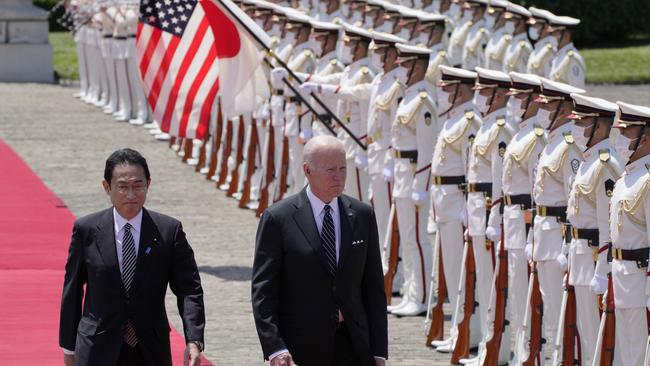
[{"left": 303, "top": 135, "right": 345, "bottom": 170}]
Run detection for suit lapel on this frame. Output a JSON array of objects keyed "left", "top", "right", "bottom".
[
  {"left": 292, "top": 190, "right": 331, "bottom": 275},
  {"left": 131, "top": 208, "right": 158, "bottom": 295},
  {"left": 337, "top": 195, "right": 356, "bottom": 272},
  {"left": 94, "top": 208, "right": 126, "bottom": 296}
]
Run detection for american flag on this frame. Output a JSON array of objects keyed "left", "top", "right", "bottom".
[{"left": 137, "top": 0, "right": 222, "bottom": 139}]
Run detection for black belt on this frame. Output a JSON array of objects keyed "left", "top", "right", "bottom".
[
  {"left": 432, "top": 175, "right": 465, "bottom": 185},
  {"left": 570, "top": 227, "right": 599, "bottom": 247},
  {"left": 114, "top": 36, "right": 127, "bottom": 40},
  {"left": 102, "top": 34, "right": 112, "bottom": 38},
  {"left": 129, "top": 34, "right": 136, "bottom": 38},
  {"left": 609, "top": 246, "right": 650, "bottom": 269},
  {"left": 274, "top": 89, "right": 284, "bottom": 96},
  {"left": 288, "top": 96, "right": 300, "bottom": 103},
  {"left": 395, "top": 150, "right": 417, "bottom": 163},
  {"left": 504, "top": 194, "right": 533, "bottom": 209},
  {"left": 467, "top": 182, "right": 492, "bottom": 195},
  {"left": 536, "top": 205, "right": 567, "bottom": 223}
]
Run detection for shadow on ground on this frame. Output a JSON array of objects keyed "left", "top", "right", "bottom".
[{"left": 199, "top": 265, "right": 252, "bottom": 282}]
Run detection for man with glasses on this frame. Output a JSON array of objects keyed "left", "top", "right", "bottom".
[{"left": 59, "top": 148, "right": 206, "bottom": 366}]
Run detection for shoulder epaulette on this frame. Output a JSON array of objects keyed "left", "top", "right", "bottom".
[
  {"left": 563, "top": 132, "right": 575, "bottom": 144},
  {"left": 534, "top": 125, "right": 544, "bottom": 137},
  {"left": 599, "top": 148, "right": 611, "bottom": 163},
  {"left": 465, "top": 111, "right": 475, "bottom": 120},
  {"left": 496, "top": 117, "right": 506, "bottom": 126},
  {"left": 361, "top": 66, "right": 369, "bottom": 75}
]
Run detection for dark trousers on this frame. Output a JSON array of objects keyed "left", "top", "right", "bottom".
[
  {"left": 117, "top": 342, "right": 147, "bottom": 366},
  {"left": 333, "top": 322, "right": 362, "bottom": 366}
]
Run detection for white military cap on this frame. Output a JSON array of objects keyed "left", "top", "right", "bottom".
[
  {"left": 371, "top": 31, "right": 406, "bottom": 45},
  {"left": 488, "top": 0, "right": 510, "bottom": 10},
  {"left": 568, "top": 94, "right": 618, "bottom": 120},
  {"left": 439, "top": 65, "right": 478, "bottom": 86},
  {"left": 537, "top": 77, "right": 585, "bottom": 102},
  {"left": 475, "top": 66, "right": 511, "bottom": 88},
  {"left": 615, "top": 102, "right": 650, "bottom": 128},
  {"left": 396, "top": 43, "right": 431, "bottom": 63},
  {"left": 528, "top": 7, "right": 554, "bottom": 23},
  {"left": 464, "top": 0, "right": 489, "bottom": 8},
  {"left": 547, "top": 14, "right": 580, "bottom": 28},
  {"left": 508, "top": 72, "right": 542, "bottom": 94},
  {"left": 416, "top": 12, "right": 447, "bottom": 24},
  {"left": 506, "top": 3, "right": 532, "bottom": 19},
  {"left": 343, "top": 23, "right": 374, "bottom": 40}
]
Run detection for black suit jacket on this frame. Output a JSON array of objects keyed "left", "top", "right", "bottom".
[
  {"left": 251, "top": 190, "right": 388, "bottom": 366},
  {"left": 59, "top": 207, "right": 205, "bottom": 366}
]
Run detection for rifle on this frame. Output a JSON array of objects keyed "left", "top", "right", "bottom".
[
  {"left": 482, "top": 224, "right": 508, "bottom": 365},
  {"left": 276, "top": 135, "right": 289, "bottom": 201},
  {"left": 169, "top": 136, "right": 177, "bottom": 150},
  {"left": 256, "top": 122, "right": 275, "bottom": 217},
  {"left": 227, "top": 118, "right": 246, "bottom": 197},
  {"left": 217, "top": 119, "right": 234, "bottom": 188},
  {"left": 182, "top": 138, "right": 193, "bottom": 163},
  {"left": 522, "top": 262, "right": 544, "bottom": 366},
  {"left": 195, "top": 138, "right": 207, "bottom": 172},
  {"left": 597, "top": 273, "right": 615, "bottom": 366},
  {"left": 239, "top": 120, "right": 259, "bottom": 208},
  {"left": 425, "top": 231, "right": 447, "bottom": 345},
  {"left": 206, "top": 102, "right": 224, "bottom": 181},
  {"left": 451, "top": 236, "right": 476, "bottom": 364},
  {"left": 383, "top": 203, "right": 400, "bottom": 304}
]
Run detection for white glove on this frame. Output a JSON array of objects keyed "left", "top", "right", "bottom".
[
  {"left": 485, "top": 225, "right": 501, "bottom": 242},
  {"left": 299, "top": 129, "right": 312, "bottom": 141},
  {"left": 382, "top": 166, "right": 393, "bottom": 182},
  {"left": 271, "top": 68, "right": 288, "bottom": 84},
  {"left": 355, "top": 154, "right": 368, "bottom": 168},
  {"left": 525, "top": 243, "right": 533, "bottom": 261},
  {"left": 556, "top": 253, "right": 568, "bottom": 271},
  {"left": 299, "top": 82, "right": 320, "bottom": 94},
  {"left": 411, "top": 190, "right": 428, "bottom": 206},
  {"left": 459, "top": 207, "right": 468, "bottom": 226},
  {"left": 589, "top": 274, "right": 608, "bottom": 295}
]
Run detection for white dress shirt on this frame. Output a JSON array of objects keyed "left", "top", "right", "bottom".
[{"left": 62, "top": 207, "right": 144, "bottom": 355}]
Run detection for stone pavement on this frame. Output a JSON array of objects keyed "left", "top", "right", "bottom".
[{"left": 0, "top": 82, "right": 648, "bottom": 365}]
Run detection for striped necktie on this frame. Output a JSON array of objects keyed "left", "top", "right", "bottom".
[
  {"left": 121, "top": 222, "right": 138, "bottom": 347},
  {"left": 320, "top": 205, "right": 337, "bottom": 278}
]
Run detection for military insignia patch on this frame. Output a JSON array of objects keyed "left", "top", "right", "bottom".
[
  {"left": 425, "top": 112, "right": 432, "bottom": 126},
  {"left": 605, "top": 179, "right": 615, "bottom": 197},
  {"left": 571, "top": 158, "right": 580, "bottom": 173},
  {"left": 498, "top": 142, "right": 507, "bottom": 157}
]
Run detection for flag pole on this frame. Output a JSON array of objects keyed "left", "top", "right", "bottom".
[{"left": 215, "top": 0, "right": 367, "bottom": 151}]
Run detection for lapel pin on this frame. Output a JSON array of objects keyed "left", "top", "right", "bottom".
[{"left": 145, "top": 247, "right": 152, "bottom": 255}]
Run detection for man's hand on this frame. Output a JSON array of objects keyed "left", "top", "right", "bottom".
[
  {"left": 374, "top": 356, "right": 387, "bottom": 366},
  {"left": 63, "top": 354, "right": 74, "bottom": 366},
  {"left": 184, "top": 342, "right": 202, "bottom": 366},
  {"left": 270, "top": 352, "right": 294, "bottom": 366}
]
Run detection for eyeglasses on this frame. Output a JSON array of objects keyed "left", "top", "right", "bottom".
[{"left": 113, "top": 184, "right": 148, "bottom": 195}]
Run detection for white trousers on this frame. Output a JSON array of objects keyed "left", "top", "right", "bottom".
[
  {"left": 126, "top": 54, "right": 149, "bottom": 122},
  {"left": 76, "top": 41, "right": 89, "bottom": 96},
  {"left": 104, "top": 56, "right": 119, "bottom": 113},
  {"left": 114, "top": 58, "right": 132, "bottom": 121},
  {"left": 449, "top": 240, "right": 482, "bottom": 347},
  {"left": 615, "top": 307, "right": 648, "bottom": 366},
  {"left": 369, "top": 174, "right": 391, "bottom": 259},
  {"left": 471, "top": 234, "right": 495, "bottom": 342},
  {"left": 508, "top": 248, "right": 529, "bottom": 363},
  {"left": 395, "top": 197, "right": 432, "bottom": 304},
  {"left": 286, "top": 135, "right": 305, "bottom": 196},
  {"left": 345, "top": 159, "right": 369, "bottom": 203},
  {"left": 573, "top": 285, "right": 599, "bottom": 366},
  {"left": 537, "top": 260, "right": 565, "bottom": 350}
]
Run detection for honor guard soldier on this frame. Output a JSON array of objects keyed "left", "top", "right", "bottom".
[
  {"left": 70, "top": 0, "right": 90, "bottom": 101},
  {"left": 99, "top": 3, "right": 119, "bottom": 116},
  {"left": 502, "top": 3, "right": 533, "bottom": 74},
  {"left": 377, "top": 2, "right": 405, "bottom": 35},
  {"left": 312, "top": 0, "right": 346, "bottom": 23},
  {"left": 387, "top": 43, "right": 439, "bottom": 317},
  {"left": 446, "top": 0, "right": 474, "bottom": 67},
  {"left": 498, "top": 71, "right": 547, "bottom": 365},
  {"left": 557, "top": 94, "right": 622, "bottom": 366},
  {"left": 483, "top": 0, "right": 514, "bottom": 71},
  {"left": 461, "top": 0, "right": 490, "bottom": 71},
  {"left": 125, "top": 2, "right": 150, "bottom": 126},
  {"left": 547, "top": 14, "right": 585, "bottom": 89},
  {"left": 525, "top": 7, "right": 556, "bottom": 77},
  {"left": 296, "top": 23, "right": 377, "bottom": 202},
  {"left": 112, "top": 2, "right": 132, "bottom": 122},
  {"left": 606, "top": 102, "right": 650, "bottom": 366},
  {"left": 524, "top": 78, "right": 585, "bottom": 359},
  {"left": 460, "top": 67, "right": 516, "bottom": 364},
  {"left": 411, "top": 13, "right": 450, "bottom": 89},
  {"left": 392, "top": 7, "right": 422, "bottom": 42},
  {"left": 428, "top": 66, "right": 481, "bottom": 351}
]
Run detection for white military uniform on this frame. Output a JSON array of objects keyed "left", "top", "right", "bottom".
[
  {"left": 564, "top": 139, "right": 622, "bottom": 366},
  {"left": 282, "top": 41, "right": 318, "bottom": 196},
  {"left": 112, "top": 7, "right": 132, "bottom": 122},
  {"left": 425, "top": 43, "right": 450, "bottom": 98},
  {"left": 430, "top": 100, "right": 480, "bottom": 348},
  {"left": 550, "top": 43, "right": 586, "bottom": 90},
  {"left": 610, "top": 153, "right": 650, "bottom": 366},
  {"left": 531, "top": 122, "right": 583, "bottom": 350},
  {"left": 466, "top": 106, "right": 516, "bottom": 348},
  {"left": 99, "top": 6, "right": 119, "bottom": 114},
  {"left": 462, "top": 19, "right": 489, "bottom": 71},
  {"left": 125, "top": 5, "right": 150, "bottom": 125},
  {"left": 526, "top": 36, "right": 557, "bottom": 77},
  {"left": 503, "top": 32, "right": 533, "bottom": 73},
  {"left": 447, "top": 15, "right": 473, "bottom": 66},
  {"left": 484, "top": 27, "right": 512, "bottom": 71},
  {"left": 390, "top": 79, "right": 438, "bottom": 311}
]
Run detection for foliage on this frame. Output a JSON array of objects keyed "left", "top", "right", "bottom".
[
  {"left": 50, "top": 32, "right": 79, "bottom": 81},
  {"left": 583, "top": 45, "right": 650, "bottom": 84}
]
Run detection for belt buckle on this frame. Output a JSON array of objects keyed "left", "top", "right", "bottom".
[
  {"left": 613, "top": 248, "right": 622, "bottom": 260},
  {"left": 395, "top": 150, "right": 401, "bottom": 159},
  {"left": 434, "top": 176, "right": 442, "bottom": 185},
  {"left": 571, "top": 227, "right": 579, "bottom": 238},
  {"left": 505, "top": 195, "right": 512, "bottom": 205},
  {"left": 537, "top": 206, "right": 547, "bottom": 216},
  {"left": 468, "top": 183, "right": 475, "bottom": 193}
]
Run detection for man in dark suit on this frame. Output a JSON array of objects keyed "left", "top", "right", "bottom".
[
  {"left": 251, "top": 135, "right": 388, "bottom": 366},
  {"left": 59, "top": 148, "right": 205, "bottom": 366}
]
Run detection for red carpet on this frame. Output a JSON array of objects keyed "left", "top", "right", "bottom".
[{"left": 0, "top": 140, "right": 213, "bottom": 365}]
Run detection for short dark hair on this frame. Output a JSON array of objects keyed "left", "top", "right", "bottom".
[{"left": 104, "top": 148, "right": 151, "bottom": 182}]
